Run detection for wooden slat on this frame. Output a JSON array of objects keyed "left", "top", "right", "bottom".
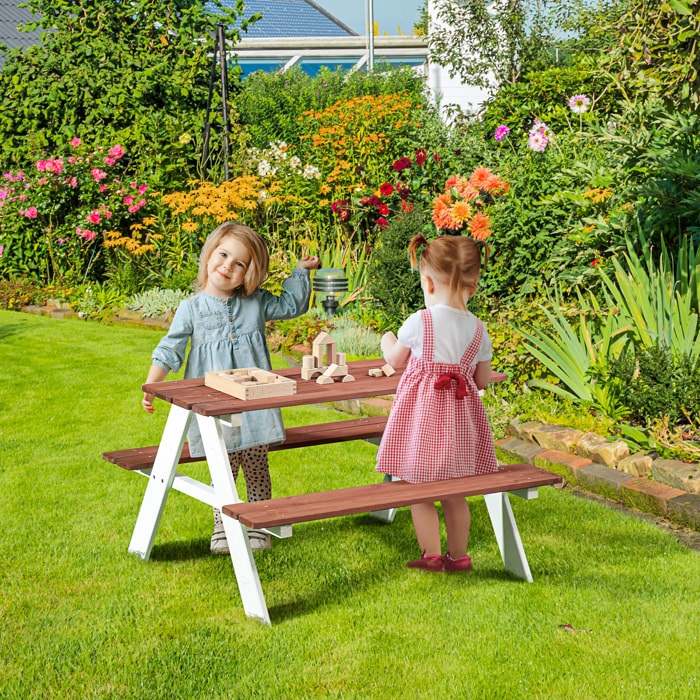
[
  {"left": 103, "top": 416, "right": 388, "bottom": 470},
  {"left": 223, "top": 464, "right": 563, "bottom": 528}
]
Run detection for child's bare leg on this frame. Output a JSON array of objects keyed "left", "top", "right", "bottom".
[
  {"left": 442, "top": 496, "right": 471, "bottom": 558},
  {"left": 410, "top": 501, "right": 441, "bottom": 555}
]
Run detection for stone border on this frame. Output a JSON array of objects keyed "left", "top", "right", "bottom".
[{"left": 497, "top": 420, "right": 700, "bottom": 532}]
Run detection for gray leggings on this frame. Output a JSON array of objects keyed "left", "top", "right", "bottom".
[{"left": 212, "top": 444, "right": 271, "bottom": 529}]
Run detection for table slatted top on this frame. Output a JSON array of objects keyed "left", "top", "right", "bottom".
[{"left": 142, "top": 360, "right": 507, "bottom": 417}]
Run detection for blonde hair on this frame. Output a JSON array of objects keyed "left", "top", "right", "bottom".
[
  {"left": 408, "top": 233, "right": 490, "bottom": 297},
  {"left": 196, "top": 221, "right": 269, "bottom": 296}
]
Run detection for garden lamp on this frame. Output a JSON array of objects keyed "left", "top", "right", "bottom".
[{"left": 313, "top": 268, "right": 348, "bottom": 317}]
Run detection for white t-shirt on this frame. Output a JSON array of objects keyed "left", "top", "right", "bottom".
[{"left": 397, "top": 305, "right": 492, "bottom": 365}]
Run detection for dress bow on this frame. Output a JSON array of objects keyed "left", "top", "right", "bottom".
[{"left": 434, "top": 372, "right": 469, "bottom": 399}]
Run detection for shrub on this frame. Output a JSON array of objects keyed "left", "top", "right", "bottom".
[
  {"left": 365, "top": 208, "right": 429, "bottom": 330},
  {"left": 0, "top": 141, "right": 155, "bottom": 283},
  {"left": 126, "top": 288, "right": 192, "bottom": 318}
]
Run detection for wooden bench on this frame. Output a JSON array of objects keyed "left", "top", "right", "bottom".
[
  {"left": 103, "top": 415, "right": 388, "bottom": 470},
  {"left": 223, "top": 463, "right": 562, "bottom": 529}
]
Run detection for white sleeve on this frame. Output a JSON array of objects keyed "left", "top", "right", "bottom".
[
  {"left": 476, "top": 323, "right": 493, "bottom": 363},
  {"left": 396, "top": 311, "right": 423, "bottom": 355}
]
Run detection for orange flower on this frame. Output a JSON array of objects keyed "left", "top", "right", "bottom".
[
  {"left": 451, "top": 200, "right": 473, "bottom": 224},
  {"left": 432, "top": 198, "right": 460, "bottom": 230},
  {"left": 484, "top": 175, "right": 506, "bottom": 192},
  {"left": 468, "top": 212, "right": 492, "bottom": 240},
  {"left": 469, "top": 167, "right": 494, "bottom": 189}
]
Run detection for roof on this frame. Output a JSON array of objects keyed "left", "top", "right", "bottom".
[
  {"left": 0, "top": 0, "right": 44, "bottom": 68},
  {"left": 215, "top": 0, "right": 357, "bottom": 37}
]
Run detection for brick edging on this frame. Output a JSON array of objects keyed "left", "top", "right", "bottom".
[{"left": 496, "top": 419, "right": 700, "bottom": 532}]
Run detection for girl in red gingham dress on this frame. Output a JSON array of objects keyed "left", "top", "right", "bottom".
[{"left": 376, "top": 233, "right": 498, "bottom": 573}]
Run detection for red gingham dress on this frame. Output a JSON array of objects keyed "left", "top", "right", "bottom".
[{"left": 376, "top": 308, "right": 498, "bottom": 484}]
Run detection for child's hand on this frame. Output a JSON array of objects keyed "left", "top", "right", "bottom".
[
  {"left": 142, "top": 392, "right": 155, "bottom": 414},
  {"left": 296, "top": 255, "right": 321, "bottom": 270}
]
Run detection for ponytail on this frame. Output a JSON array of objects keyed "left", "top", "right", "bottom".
[{"left": 408, "top": 233, "right": 429, "bottom": 270}]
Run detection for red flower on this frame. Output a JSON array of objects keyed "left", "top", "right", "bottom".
[
  {"left": 415, "top": 148, "right": 427, "bottom": 165},
  {"left": 340, "top": 210, "right": 350, "bottom": 220},
  {"left": 402, "top": 201, "right": 413, "bottom": 212},
  {"left": 590, "top": 258, "right": 600, "bottom": 267},
  {"left": 393, "top": 157, "right": 412, "bottom": 172},
  {"left": 432, "top": 153, "right": 441, "bottom": 163},
  {"left": 397, "top": 182, "right": 410, "bottom": 199},
  {"left": 368, "top": 194, "right": 381, "bottom": 207},
  {"left": 380, "top": 182, "right": 394, "bottom": 196},
  {"left": 378, "top": 203, "right": 389, "bottom": 215},
  {"left": 331, "top": 199, "right": 347, "bottom": 214},
  {"left": 376, "top": 217, "right": 389, "bottom": 229}
]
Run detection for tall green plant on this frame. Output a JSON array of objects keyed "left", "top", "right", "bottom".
[{"left": 598, "top": 233, "right": 700, "bottom": 363}]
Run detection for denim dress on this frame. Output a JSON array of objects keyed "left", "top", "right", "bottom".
[{"left": 152, "top": 269, "right": 311, "bottom": 457}]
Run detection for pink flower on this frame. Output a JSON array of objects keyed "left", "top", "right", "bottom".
[
  {"left": 70, "top": 138, "right": 81, "bottom": 148},
  {"left": 104, "top": 156, "right": 116, "bottom": 166},
  {"left": 19, "top": 194, "right": 25, "bottom": 201},
  {"left": 91, "top": 168, "right": 107, "bottom": 182},
  {"left": 23, "top": 206, "right": 38, "bottom": 218},
  {"left": 35, "top": 160, "right": 48, "bottom": 172},
  {"left": 46, "top": 159, "right": 63, "bottom": 174},
  {"left": 527, "top": 130, "right": 548, "bottom": 152},
  {"left": 71, "top": 178, "right": 78, "bottom": 187},
  {"left": 99, "top": 184, "right": 108, "bottom": 192},
  {"left": 58, "top": 238, "right": 67, "bottom": 244},
  {"left": 81, "top": 229, "right": 96, "bottom": 240},
  {"left": 68, "top": 157, "right": 76, "bottom": 164},
  {"left": 130, "top": 182, "right": 137, "bottom": 188},
  {"left": 137, "top": 198, "right": 146, "bottom": 207},
  {"left": 86, "top": 210, "right": 101, "bottom": 224},
  {"left": 128, "top": 205, "right": 138, "bottom": 213},
  {"left": 137, "top": 184, "right": 148, "bottom": 196},
  {"left": 0, "top": 245, "right": 4, "bottom": 258},
  {"left": 123, "top": 195, "right": 135, "bottom": 205},
  {"left": 37, "top": 178, "right": 47, "bottom": 185},
  {"left": 109, "top": 145, "right": 125, "bottom": 159},
  {"left": 494, "top": 125, "right": 511, "bottom": 142}
]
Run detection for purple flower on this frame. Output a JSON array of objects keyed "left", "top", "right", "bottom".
[{"left": 494, "top": 125, "right": 510, "bottom": 142}]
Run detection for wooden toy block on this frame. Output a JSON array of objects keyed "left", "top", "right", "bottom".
[
  {"left": 341, "top": 374, "right": 355, "bottom": 382},
  {"left": 301, "top": 367, "right": 324, "bottom": 380},
  {"left": 302, "top": 355, "right": 316, "bottom": 370},
  {"left": 205, "top": 368, "right": 296, "bottom": 400},
  {"left": 312, "top": 331, "right": 337, "bottom": 368},
  {"left": 337, "top": 352, "right": 346, "bottom": 366},
  {"left": 324, "top": 363, "right": 348, "bottom": 378},
  {"left": 316, "top": 374, "right": 334, "bottom": 385},
  {"left": 368, "top": 368, "right": 384, "bottom": 377},
  {"left": 381, "top": 364, "right": 396, "bottom": 377}
]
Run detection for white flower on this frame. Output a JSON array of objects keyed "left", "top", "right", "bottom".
[
  {"left": 569, "top": 94, "right": 591, "bottom": 114},
  {"left": 258, "top": 190, "right": 267, "bottom": 201},
  {"left": 527, "top": 130, "right": 548, "bottom": 152},
  {"left": 289, "top": 156, "right": 302, "bottom": 170},
  {"left": 257, "top": 160, "right": 276, "bottom": 177},
  {"left": 303, "top": 164, "right": 321, "bottom": 180}
]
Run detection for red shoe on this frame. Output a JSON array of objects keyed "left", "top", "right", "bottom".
[
  {"left": 444, "top": 552, "right": 472, "bottom": 572},
  {"left": 407, "top": 550, "right": 445, "bottom": 572}
]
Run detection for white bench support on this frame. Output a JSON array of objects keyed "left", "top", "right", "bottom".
[
  {"left": 128, "top": 405, "right": 192, "bottom": 561},
  {"left": 483, "top": 491, "right": 533, "bottom": 583}
]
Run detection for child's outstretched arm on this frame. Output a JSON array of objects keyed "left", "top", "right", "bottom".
[
  {"left": 142, "top": 364, "right": 168, "bottom": 414},
  {"left": 381, "top": 331, "right": 411, "bottom": 368}
]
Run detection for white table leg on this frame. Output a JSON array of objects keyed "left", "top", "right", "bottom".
[
  {"left": 128, "top": 405, "right": 192, "bottom": 561},
  {"left": 483, "top": 491, "right": 533, "bottom": 583},
  {"left": 197, "top": 414, "right": 271, "bottom": 626}
]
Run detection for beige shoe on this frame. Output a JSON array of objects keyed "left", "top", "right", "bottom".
[
  {"left": 210, "top": 529, "right": 230, "bottom": 555},
  {"left": 247, "top": 529, "right": 271, "bottom": 551}
]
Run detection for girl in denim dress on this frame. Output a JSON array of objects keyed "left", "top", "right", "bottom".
[{"left": 142, "top": 221, "right": 320, "bottom": 553}]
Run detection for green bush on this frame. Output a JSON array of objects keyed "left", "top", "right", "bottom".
[
  {"left": 365, "top": 208, "right": 429, "bottom": 330},
  {"left": 234, "top": 65, "right": 432, "bottom": 151},
  {"left": 608, "top": 343, "right": 700, "bottom": 426},
  {"left": 0, "top": 0, "right": 257, "bottom": 189}
]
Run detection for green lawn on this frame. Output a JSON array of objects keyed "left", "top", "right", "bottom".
[{"left": 1, "top": 310, "right": 699, "bottom": 699}]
